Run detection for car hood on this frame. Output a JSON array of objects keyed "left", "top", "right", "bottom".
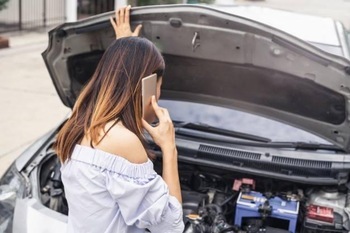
[{"left": 42, "top": 4, "right": 350, "bottom": 152}]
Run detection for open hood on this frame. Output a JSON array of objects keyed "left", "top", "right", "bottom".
[{"left": 42, "top": 4, "right": 350, "bottom": 152}]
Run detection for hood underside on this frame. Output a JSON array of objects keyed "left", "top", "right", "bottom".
[{"left": 42, "top": 4, "right": 350, "bottom": 152}]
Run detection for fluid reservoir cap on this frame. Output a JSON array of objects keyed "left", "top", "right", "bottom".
[{"left": 186, "top": 214, "right": 201, "bottom": 220}]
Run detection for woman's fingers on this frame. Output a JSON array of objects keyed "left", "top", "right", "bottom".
[
  {"left": 143, "top": 99, "right": 175, "bottom": 150},
  {"left": 142, "top": 119, "right": 153, "bottom": 133},
  {"left": 150, "top": 96, "right": 173, "bottom": 123},
  {"left": 110, "top": 17, "right": 116, "bottom": 29},
  {"left": 115, "top": 8, "right": 119, "bottom": 26},
  {"left": 110, "top": 17, "right": 117, "bottom": 31},
  {"left": 125, "top": 5, "right": 131, "bottom": 24},
  {"left": 132, "top": 24, "right": 142, "bottom": 37},
  {"left": 162, "top": 108, "right": 172, "bottom": 122},
  {"left": 117, "top": 8, "right": 121, "bottom": 25},
  {"left": 119, "top": 7, "right": 125, "bottom": 24},
  {"left": 112, "top": 6, "right": 141, "bottom": 39},
  {"left": 151, "top": 96, "right": 164, "bottom": 119},
  {"left": 117, "top": 6, "right": 131, "bottom": 25}
]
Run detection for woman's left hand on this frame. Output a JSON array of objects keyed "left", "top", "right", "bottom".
[{"left": 110, "top": 5, "right": 142, "bottom": 39}]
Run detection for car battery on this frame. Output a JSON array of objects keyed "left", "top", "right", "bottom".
[{"left": 234, "top": 191, "right": 299, "bottom": 233}]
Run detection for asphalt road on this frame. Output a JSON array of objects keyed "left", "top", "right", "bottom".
[{"left": 0, "top": 0, "right": 350, "bottom": 178}]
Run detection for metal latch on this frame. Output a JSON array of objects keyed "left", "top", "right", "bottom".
[{"left": 192, "top": 32, "right": 200, "bottom": 52}]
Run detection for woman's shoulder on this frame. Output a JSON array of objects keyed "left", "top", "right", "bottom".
[{"left": 95, "top": 121, "right": 148, "bottom": 164}]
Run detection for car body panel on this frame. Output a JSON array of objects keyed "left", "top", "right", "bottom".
[
  {"left": 42, "top": 4, "right": 350, "bottom": 151},
  {"left": 13, "top": 198, "right": 67, "bottom": 233},
  {"left": 15, "top": 118, "right": 67, "bottom": 173}
]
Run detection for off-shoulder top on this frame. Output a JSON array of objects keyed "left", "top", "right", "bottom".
[{"left": 60, "top": 144, "right": 184, "bottom": 233}]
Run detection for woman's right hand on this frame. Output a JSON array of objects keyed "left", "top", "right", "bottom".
[
  {"left": 142, "top": 96, "right": 176, "bottom": 156},
  {"left": 143, "top": 96, "right": 182, "bottom": 204}
]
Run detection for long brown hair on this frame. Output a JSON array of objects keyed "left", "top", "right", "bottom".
[{"left": 55, "top": 37, "right": 165, "bottom": 162}]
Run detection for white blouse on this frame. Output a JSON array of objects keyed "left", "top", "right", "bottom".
[{"left": 61, "top": 144, "right": 184, "bottom": 233}]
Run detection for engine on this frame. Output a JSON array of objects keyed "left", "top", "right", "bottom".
[
  {"left": 39, "top": 155, "right": 350, "bottom": 233},
  {"left": 177, "top": 167, "right": 350, "bottom": 233}
]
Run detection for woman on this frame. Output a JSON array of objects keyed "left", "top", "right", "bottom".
[{"left": 55, "top": 6, "right": 184, "bottom": 233}]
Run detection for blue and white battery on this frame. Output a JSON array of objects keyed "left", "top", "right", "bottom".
[{"left": 234, "top": 191, "right": 299, "bottom": 233}]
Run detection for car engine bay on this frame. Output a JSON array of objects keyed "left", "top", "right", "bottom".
[{"left": 38, "top": 147, "right": 350, "bottom": 233}]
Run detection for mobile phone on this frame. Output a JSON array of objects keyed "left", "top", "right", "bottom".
[{"left": 142, "top": 73, "right": 157, "bottom": 119}]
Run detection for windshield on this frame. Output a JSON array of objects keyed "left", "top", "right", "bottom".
[{"left": 159, "top": 100, "right": 331, "bottom": 144}]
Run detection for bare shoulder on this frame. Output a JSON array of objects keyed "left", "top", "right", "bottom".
[{"left": 96, "top": 121, "right": 148, "bottom": 164}]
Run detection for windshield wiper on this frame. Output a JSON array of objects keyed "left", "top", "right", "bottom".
[
  {"left": 277, "top": 141, "right": 342, "bottom": 151},
  {"left": 172, "top": 121, "right": 343, "bottom": 152},
  {"left": 173, "top": 121, "right": 271, "bottom": 143}
]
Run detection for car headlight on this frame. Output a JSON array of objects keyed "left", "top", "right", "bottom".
[{"left": 0, "top": 165, "right": 27, "bottom": 233}]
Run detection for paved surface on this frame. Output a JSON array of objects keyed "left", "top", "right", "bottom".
[
  {"left": 0, "top": 0, "right": 350, "bottom": 178},
  {"left": 0, "top": 30, "right": 70, "bottom": 178}
]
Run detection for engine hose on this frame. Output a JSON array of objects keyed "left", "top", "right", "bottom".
[
  {"left": 219, "top": 226, "right": 237, "bottom": 233},
  {"left": 220, "top": 194, "right": 236, "bottom": 207},
  {"left": 205, "top": 204, "right": 223, "bottom": 214}
]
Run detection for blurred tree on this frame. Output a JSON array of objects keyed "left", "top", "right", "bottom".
[{"left": 0, "top": 0, "right": 9, "bottom": 11}]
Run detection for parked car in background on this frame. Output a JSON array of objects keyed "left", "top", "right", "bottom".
[
  {"left": 1, "top": 4, "right": 350, "bottom": 233},
  {"left": 212, "top": 5, "right": 350, "bottom": 60}
]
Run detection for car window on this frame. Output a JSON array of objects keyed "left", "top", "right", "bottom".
[{"left": 159, "top": 100, "right": 331, "bottom": 144}]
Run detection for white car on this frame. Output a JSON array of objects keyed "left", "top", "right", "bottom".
[{"left": 1, "top": 4, "right": 350, "bottom": 233}]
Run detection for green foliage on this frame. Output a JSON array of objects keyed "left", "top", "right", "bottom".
[{"left": 0, "top": 0, "right": 9, "bottom": 11}]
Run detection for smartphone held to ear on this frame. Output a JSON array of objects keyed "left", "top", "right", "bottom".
[{"left": 142, "top": 74, "right": 157, "bottom": 121}]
